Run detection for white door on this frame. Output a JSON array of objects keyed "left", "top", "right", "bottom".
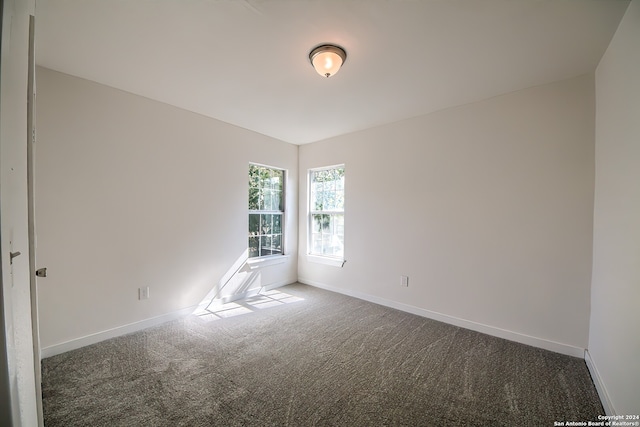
[
  {"left": 0, "top": 1, "right": 41, "bottom": 425},
  {"left": 27, "top": 13, "right": 45, "bottom": 427}
]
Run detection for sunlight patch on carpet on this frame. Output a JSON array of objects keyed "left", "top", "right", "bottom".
[{"left": 193, "top": 289, "right": 304, "bottom": 322}]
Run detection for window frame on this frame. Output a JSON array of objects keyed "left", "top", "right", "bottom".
[
  {"left": 248, "top": 163, "right": 286, "bottom": 260},
  {"left": 307, "top": 164, "right": 345, "bottom": 266}
]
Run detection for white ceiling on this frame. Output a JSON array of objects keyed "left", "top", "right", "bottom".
[{"left": 35, "top": 0, "right": 629, "bottom": 145}]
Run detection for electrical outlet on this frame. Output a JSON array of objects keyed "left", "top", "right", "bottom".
[
  {"left": 401, "top": 276, "right": 409, "bottom": 287},
  {"left": 138, "top": 286, "right": 150, "bottom": 300}
]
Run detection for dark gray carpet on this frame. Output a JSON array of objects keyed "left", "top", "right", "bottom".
[{"left": 42, "top": 283, "right": 603, "bottom": 426}]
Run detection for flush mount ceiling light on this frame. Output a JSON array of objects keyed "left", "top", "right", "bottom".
[{"left": 309, "top": 44, "right": 347, "bottom": 78}]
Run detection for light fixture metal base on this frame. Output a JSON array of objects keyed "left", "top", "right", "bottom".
[{"left": 309, "top": 44, "right": 347, "bottom": 78}]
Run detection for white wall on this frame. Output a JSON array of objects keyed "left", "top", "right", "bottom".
[
  {"left": 299, "top": 74, "right": 595, "bottom": 355},
  {"left": 35, "top": 67, "right": 298, "bottom": 352},
  {"left": 1, "top": 0, "right": 39, "bottom": 425},
  {"left": 589, "top": 0, "right": 640, "bottom": 415}
]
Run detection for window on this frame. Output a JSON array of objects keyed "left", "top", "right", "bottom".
[
  {"left": 309, "top": 165, "right": 345, "bottom": 259},
  {"left": 248, "top": 164, "right": 284, "bottom": 258}
]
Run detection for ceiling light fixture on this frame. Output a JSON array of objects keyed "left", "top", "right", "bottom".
[{"left": 309, "top": 44, "right": 347, "bottom": 78}]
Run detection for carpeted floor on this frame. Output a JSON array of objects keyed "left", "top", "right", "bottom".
[{"left": 42, "top": 283, "right": 603, "bottom": 426}]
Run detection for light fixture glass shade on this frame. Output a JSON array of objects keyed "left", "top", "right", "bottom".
[{"left": 309, "top": 45, "right": 347, "bottom": 78}]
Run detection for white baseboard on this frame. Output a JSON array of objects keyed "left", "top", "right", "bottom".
[
  {"left": 41, "top": 305, "right": 198, "bottom": 358},
  {"left": 42, "top": 278, "right": 584, "bottom": 360},
  {"left": 298, "top": 278, "right": 585, "bottom": 358},
  {"left": 584, "top": 349, "right": 616, "bottom": 415},
  {"left": 41, "top": 280, "right": 295, "bottom": 359}
]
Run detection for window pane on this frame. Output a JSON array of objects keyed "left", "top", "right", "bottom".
[
  {"left": 330, "top": 214, "right": 339, "bottom": 236},
  {"left": 248, "top": 187, "right": 260, "bottom": 211},
  {"left": 322, "top": 234, "right": 332, "bottom": 255},
  {"left": 272, "top": 235, "right": 282, "bottom": 254},
  {"left": 249, "top": 164, "right": 260, "bottom": 188},
  {"left": 248, "top": 237, "right": 260, "bottom": 258},
  {"left": 333, "top": 239, "right": 344, "bottom": 257},
  {"left": 272, "top": 169, "right": 283, "bottom": 191},
  {"left": 334, "top": 214, "right": 344, "bottom": 239},
  {"left": 329, "top": 215, "right": 344, "bottom": 257},
  {"left": 312, "top": 182, "right": 323, "bottom": 210},
  {"left": 259, "top": 167, "right": 270, "bottom": 190},
  {"left": 323, "top": 190, "right": 333, "bottom": 211},
  {"left": 312, "top": 233, "right": 322, "bottom": 254},
  {"left": 322, "top": 214, "right": 331, "bottom": 232},
  {"left": 261, "top": 190, "right": 270, "bottom": 211},
  {"left": 334, "top": 189, "right": 344, "bottom": 210},
  {"left": 261, "top": 236, "right": 271, "bottom": 256},
  {"left": 323, "top": 180, "right": 334, "bottom": 211},
  {"left": 272, "top": 190, "right": 282, "bottom": 211},
  {"left": 323, "top": 179, "right": 335, "bottom": 194},
  {"left": 263, "top": 214, "right": 273, "bottom": 235},
  {"left": 337, "top": 235, "right": 345, "bottom": 253},
  {"left": 249, "top": 214, "right": 260, "bottom": 235},
  {"left": 267, "top": 168, "right": 275, "bottom": 189},
  {"left": 312, "top": 214, "right": 323, "bottom": 233},
  {"left": 273, "top": 214, "right": 282, "bottom": 234}
]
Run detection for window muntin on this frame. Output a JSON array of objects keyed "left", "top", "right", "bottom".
[
  {"left": 248, "top": 164, "right": 284, "bottom": 258},
  {"left": 309, "top": 166, "right": 345, "bottom": 258}
]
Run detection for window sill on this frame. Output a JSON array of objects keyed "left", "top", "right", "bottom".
[
  {"left": 307, "top": 254, "right": 346, "bottom": 268},
  {"left": 247, "top": 254, "right": 290, "bottom": 269}
]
